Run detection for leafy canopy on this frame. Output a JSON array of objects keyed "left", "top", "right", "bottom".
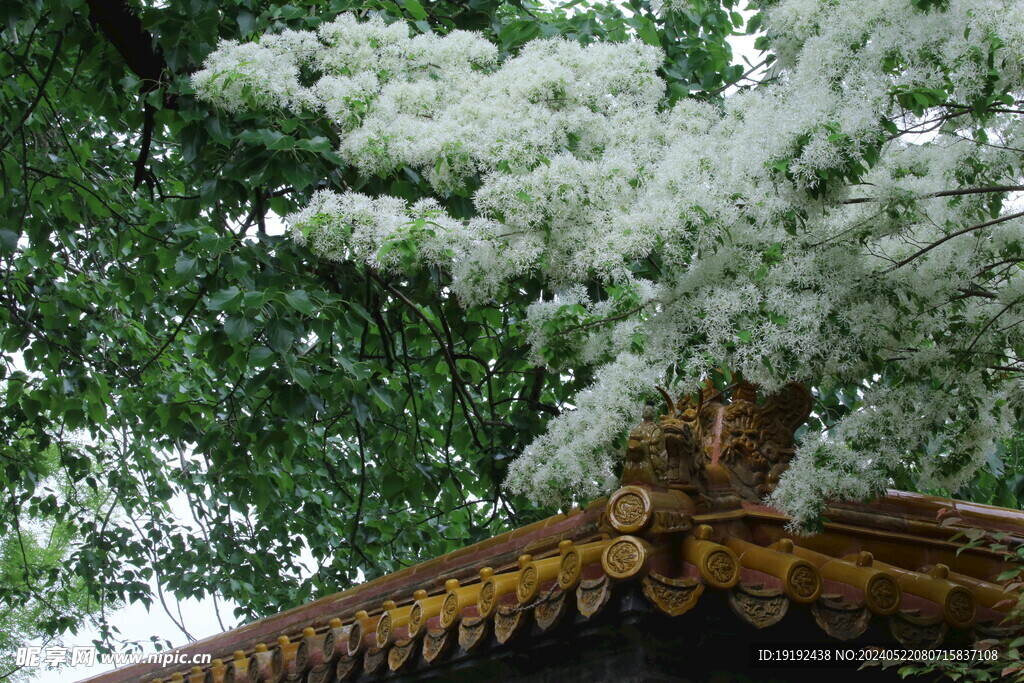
[
  {"left": 196, "top": 0, "right": 1024, "bottom": 530},
  {"left": 0, "top": 443, "right": 112, "bottom": 682},
  {"left": 0, "top": 0, "right": 749, "bottom": 656}
]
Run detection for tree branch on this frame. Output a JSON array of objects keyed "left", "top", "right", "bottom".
[
  {"left": 0, "top": 34, "right": 64, "bottom": 155},
  {"left": 367, "top": 269, "right": 489, "bottom": 443},
  {"left": 84, "top": 0, "right": 166, "bottom": 91},
  {"left": 845, "top": 185, "right": 1024, "bottom": 205},
  {"left": 553, "top": 304, "right": 648, "bottom": 335},
  {"left": 888, "top": 210, "right": 1024, "bottom": 271},
  {"left": 132, "top": 102, "right": 157, "bottom": 190}
]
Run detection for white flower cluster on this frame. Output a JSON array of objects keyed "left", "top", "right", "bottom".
[
  {"left": 522, "top": 279, "right": 658, "bottom": 368},
  {"left": 505, "top": 352, "right": 668, "bottom": 503},
  {"left": 770, "top": 377, "right": 1013, "bottom": 526},
  {"left": 195, "top": 1, "right": 1024, "bottom": 521}
]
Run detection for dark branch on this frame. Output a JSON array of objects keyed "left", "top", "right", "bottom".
[
  {"left": 133, "top": 102, "right": 157, "bottom": 190},
  {"left": 84, "top": 0, "right": 166, "bottom": 91},
  {"left": 845, "top": 185, "right": 1024, "bottom": 205},
  {"left": 888, "top": 210, "right": 1024, "bottom": 271}
]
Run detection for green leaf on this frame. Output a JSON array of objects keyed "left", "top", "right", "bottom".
[
  {"left": 351, "top": 395, "right": 369, "bottom": 424},
  {"left": 291, "top": 366, "right": 313, "bottom": 388},
  {"left": 282, "top": 164, "right": 315, "bottom": 191},
  {"left": 249, "top": 346, "right": 275, "bottom": 366},
  {"left": 266, "top": 320, "right": 295, "bottom": 351},
  {"left": 0, "top": 229, "right": 20, "bottom": 253},
  {"left": 636, "top": 18, "right": 660, "bottom": 46},
  {"left": 207, "top": 286, "right": 242, "bottom": 311},
  {"left": 266, "top": 134, "right": 297, "bottom": 151},
  {"left": 404, "top": 0, "right": 428, "bottom": 21},
  {"left": 284, "top": 290, "right": 316, "bottom": 315},
  {"left": 174, "top": 254, "right": 199, "bottom": 278},
  {"left": 224, "top": 315, "right": 257, "bottom": 343},
  {"left": 237, "top": 11, "right": 257, "bottom": 37}
]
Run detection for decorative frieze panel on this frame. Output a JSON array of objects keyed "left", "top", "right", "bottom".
[
  {"left": 642, "top": 572, "right": 705, "bottom": 617},
  {"left": 534, "top": 589, "right": 568, "bottom": 631},
  {"left": 729, "top": 584, "right": 789, "bottom": 629},
  {"left": 812, "top": 598, "right": 871, "bottom": 640},
  {"left": 577, "top": 575, "right": 613, "bottom": 618}
]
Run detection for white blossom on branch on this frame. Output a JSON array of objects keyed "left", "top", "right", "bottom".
[{"left": 194, "top": 0, "right": 1024, "bottom": 526}]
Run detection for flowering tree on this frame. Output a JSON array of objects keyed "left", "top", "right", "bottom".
[
  {"left": 5, "top": 0, "right": 1024, "bottom": 667},
  {"left": 195, "top": 0, "right": 1024, "bottom": 527},
  {"left": 1, "top": 0, "right": 748, "bottom": 657}
]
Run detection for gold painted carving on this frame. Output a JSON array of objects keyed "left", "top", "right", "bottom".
[
  {"left": 494, "top": 607, "right": 524, "bottom": 644},
  {"left": 477, "top": 580, "right": 495, "bottom": 619},
  {"left": 576, "top": 576, "right": 612, "bottom": 618},
  {"left": 729, "top": 584, "right": 789, "bottom": 629},
  {"left": 559, "top": 551, "right": 581, "bottom": 590},
  {"left": 335, "top": 655, "right": 358, "bottom": 681},
  {"left": 205, "top": 659, "right": 227, "bottom": 683},
  {"left": 374, "top": 611, "right": 392, "bottom": 649},
  {"left": 890, "top": 613, "right": 947, "bottom": 647},
  {"left": 559, "top": 541, "right": 610, "bottom": 591},
  {"left": 457, "top": 617, "right": 489, "bottom": 652},
  {"left": 306, "top": 666, "right": 333, "bottom": 683},
  {"left": 661, "top": 393, "right": 705, "bottom": 489},
  {"left": 602, "top": 537, "right": 647, "bottom": 580},
  {"left": 788, "top": 564, "right": 821, "bottom": 601},
  {"left": 248, "top": 646, "right": 272, "bottom": 683},
  {"left": 623, "top": 395, "right": 704, "bottom": 489},
  {"left": 226, "top": 654, "right": 248, "bottom": 683},
  {"left": 642, "top": 573, "right": 705, "bottom": 617},
  {"left": 387, "top": 640, "right": 414, "bottom": 672},
  {"left": 623, "top": 403, "right": 669, "bottom": 486},
  {"left": 947, "top": 589, "right": 977, "bottom": 627},
  {"left": 534, "top": 590, "right": 567, "bottom": 631},
  {"left": 517, "top": 566, "right": 539, "bottom": 603},
  {"left": 705, "top": 550, "right": 738, "bottom": 586},
  {"left": 327, "top": 622, "right": 349, "bottom": 660},
  {"left": 610, "top": 491, "right": 643, "bottom": 528},
  {"left": 440, "top": 592, "right": 460, "bottom": 629},
  {"left": 626, "top": 381, "right": 812, "bottom": 500},
  {"left": 294, "top": 639, "right": 311, "bottom": 674},
  {"left": 866, "top": 574, "right": 900, "bottom": 614},
  {"left": 270, "top": 645, "right": 285, "bottom": 682},
  {"left": 611, "top": 491, "right": 647, "bottom": 528},
  {"left": 685, "top": 534, "right": 740, "bottom": 589},
  {"left": 346, "top": 622, "right": 363, "bottom": 657},
  {"left": 650, "top": 510, "right": 693, "bottom": 534},
  {"left": 717, "top": 383, "right": 759, "bottom": 465},
  {"left": 812, "top": 599, "right": 871, "bottom": 640},
  {"left": 422, "top": 628, "right": 453, "bottom": 663},
  {"left": 362, "top": 647, "right": 386, "bottom": 675},
  {"left": 705, "top": 381, "right": 812, "bottom": 500},
  {"left": 607, "top": 541, "right": 639, "bottom": 573},
  {"left": 407, "top": 603, "right": 423, "bottom": 637}
]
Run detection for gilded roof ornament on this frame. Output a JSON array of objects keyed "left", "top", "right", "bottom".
[{"left": 622, "top": 380, "right": 812, "bottom": 503}]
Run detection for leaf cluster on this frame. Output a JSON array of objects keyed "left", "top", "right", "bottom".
[{"left": 0, "top": 0, "right": 752, "bottom": 654}]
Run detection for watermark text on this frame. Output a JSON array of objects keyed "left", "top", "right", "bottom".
[{"left": 16, "top": 646, "right": 212, "bottom": 669}]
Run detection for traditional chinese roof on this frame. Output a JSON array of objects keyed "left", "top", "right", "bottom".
[
  {"left": 81, "top": 486, "right": 1020, "bottom": 683},
  {"left": 82, "top": 384, "right": 1022, "bottom": 682}
]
